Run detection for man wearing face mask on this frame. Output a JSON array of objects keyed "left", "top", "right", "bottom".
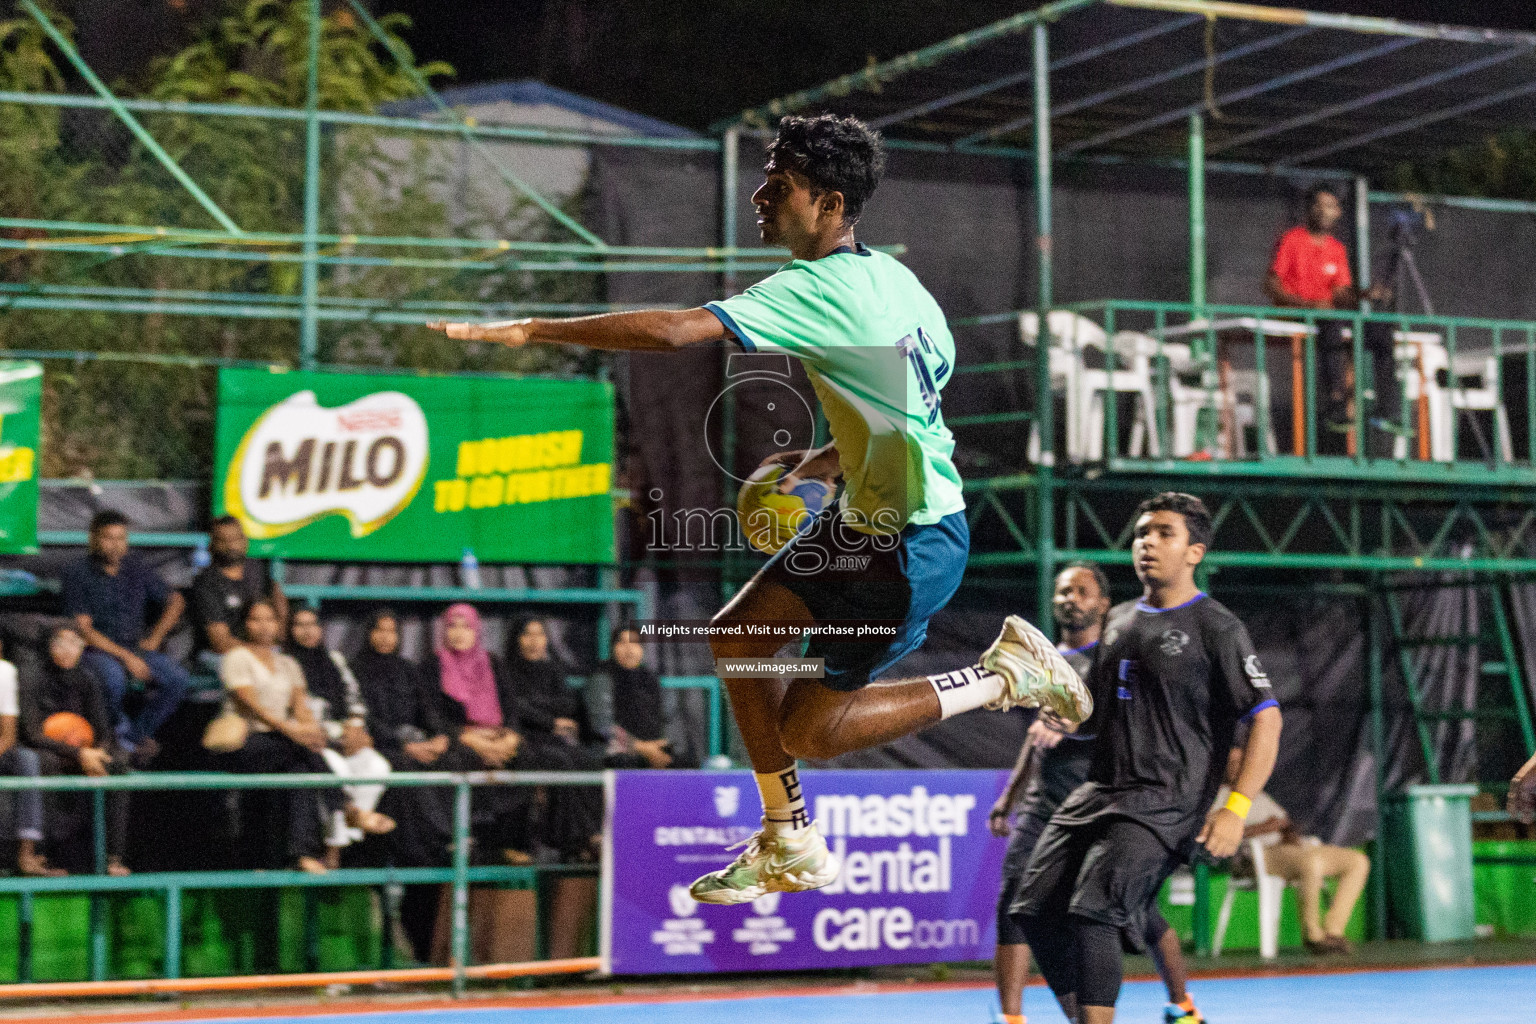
[{"left": 188, "top": 516, "right": 289, "bottom": 670}]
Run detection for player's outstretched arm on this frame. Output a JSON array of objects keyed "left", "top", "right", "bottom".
[
  {"left": 427, "top": 308, "right": 729, "bottom": 352},
  {"left": 1199, "top": 703, "right": 1282, "bottom": 859}
]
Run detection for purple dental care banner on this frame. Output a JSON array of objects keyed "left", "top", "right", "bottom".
[{"left": 600, "top": 769, "right": 1010, "bottom": 974}]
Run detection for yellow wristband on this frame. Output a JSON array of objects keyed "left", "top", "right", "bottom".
[{"left": 1225, "top": 792, "right": 1253, "bottom": 820}]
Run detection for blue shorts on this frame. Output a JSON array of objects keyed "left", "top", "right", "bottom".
[{"left": 761, "top": 506, "right": 969, "bottom": 692}]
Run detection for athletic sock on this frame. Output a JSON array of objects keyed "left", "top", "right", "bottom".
[
  {"left": 999, "top": 1014, "right": 1027, "bottom": 1024},
  {"left": 927, "top": 664, "right": 1008, "bottom": 719},
  {"left": 756, "top": 765, "right": 810, "bottom": 834}
]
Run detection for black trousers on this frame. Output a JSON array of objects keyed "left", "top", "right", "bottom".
[
  {"left": 1316, "top": 319, "right": 1401, "bottom": 457},
  {"left": 35, "top": 748, "right": 130, "bottom": 871},
  {"left": 224, "top": 731, "right": 342, "bottom": 863}
]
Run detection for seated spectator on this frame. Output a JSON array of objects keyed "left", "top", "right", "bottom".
[
  {"left": 20, "top": 625, "right": 130, "bottom": 876},
  {"left": 1264, "top": 185, "right": 1397, "bottom": 456},
  {"left": 189, "top": 515, "right": 288, "bottom": 672},
  {"left": 0, "top": 636, "right": 60, "bottom": 876},
  {"left": 285, "top": 607, "right": 394, "bottom": 855},
  {"left": 351, "top": 608, "right": 499, "bottom": 962},
  {"left": 218, "top": 600, "right": 344, "bottom": 874},
  {"left": 61, "top": 510, "right": 189, "bottom": 765},
  {"left": 417, "top": 604, "right": 536, "bottom": 859},
  {"left": 1214, "top": 746, "right": 1369, "bottom": 955},
  {"left": 504, "top": 616, "right": 604, "bottom": 862},
  {"left": 585, "top": 626, "right": 693, "bottom": 769}
]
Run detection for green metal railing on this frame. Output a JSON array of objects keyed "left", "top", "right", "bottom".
[
  {"left": 955, "top": 298, "right": 1536, "bottom": 483},
  {"left": 0, "top": 770, "right": 603, "bottom": 994}
]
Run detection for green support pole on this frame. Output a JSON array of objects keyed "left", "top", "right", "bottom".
[
  {"left": 1192, "top": 861, "right": 1211, "bottom": 956},
  {"left": 19, "top": 1, "right": 243, "bottom": 235},
  {"left": 450, "top": 779, "right": 471, "bottom": 996},
  {"left": 163, "top": 887, "right": 182, "bottom": 980},
  {"left": 1188, "top": 113, "right": 1206, "bottom": 310},
  {"left": 1354, "top": 177, "right": 1372, "bottom": 307},
  {"left": 301, "top": 0, "right": 323, "bottom": 369},
  {"left": 1367, "top": 586, "right": 1388, "bottom": 939},
  {"left": 90, "top": 789, "right": 107, "bottom": 981},
  {"left": 721, "top": 126, "right": 740, "bottom": 605},
  {"left": 18, "top": 892, "right": 32, "bottom": 982},
  {"left": 1032, "top": 21, "right": 1056, "bottom": 629}
]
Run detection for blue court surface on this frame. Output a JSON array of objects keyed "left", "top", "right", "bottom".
[{"left": 161, "top": 964, "right": 1535, "bottom": 1024}]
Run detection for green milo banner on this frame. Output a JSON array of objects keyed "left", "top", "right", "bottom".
[
  {"left": 0, "top": 362, "right": 42, "bottom": 555},
  {"left": 214, "top": 368, "right": 615, "bottom": 564}
]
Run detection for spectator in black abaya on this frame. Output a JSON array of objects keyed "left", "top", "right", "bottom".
[
  {"left": 352, "top": 608, "right": 520, "bottom": 963},
  {"left": 350, "top": 610, "right": 460, "bottom": 862},
  {"left": 20, "top": 625, "right": 131, "bottom": 876},
  {"left": 585, "top": 626, "right": 695, "bottom": 769},
  {"left": 504, "top": 617, "right": 604, "bottom": 862}
]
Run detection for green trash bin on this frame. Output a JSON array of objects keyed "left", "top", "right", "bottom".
[{"left": 1382, "top": 784, "right": 1478, "bottom": 942}]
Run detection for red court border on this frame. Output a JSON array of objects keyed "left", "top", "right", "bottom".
[{"left": 8, "top": 960, "right": 1536, "bottom": 1024}]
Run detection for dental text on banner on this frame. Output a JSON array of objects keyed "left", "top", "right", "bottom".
[{"left": 600, "top": 769, "right": 1009, "bottom": 974}]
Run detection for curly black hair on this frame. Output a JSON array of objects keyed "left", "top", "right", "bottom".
[
  {"left": 1134, "top": 492, "right": 1214, "bottom": 549},
  {"left": 766, "top": 113, "right": 886, "bottom": 226},
  {"left": 1060, "top": 560, "right": 1112, "bottom": 601}
]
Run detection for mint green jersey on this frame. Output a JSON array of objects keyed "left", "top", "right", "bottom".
[{"left": 706, "top": 246, "right": 964, "bottom": 534}]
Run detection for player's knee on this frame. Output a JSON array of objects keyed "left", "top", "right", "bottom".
[{"left": 777, "top": 713, "right": 839, "bottom": 762}]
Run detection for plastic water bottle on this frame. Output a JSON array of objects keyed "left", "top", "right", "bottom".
[
  {"left": 191, "top": 544, "right": 211, "bottom": 570},
  {"left": 459, "top": 548, "right": 482, "bottom": 590}
]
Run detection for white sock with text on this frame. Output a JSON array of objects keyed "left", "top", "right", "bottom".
[
  {"left": 756, "top": 765, "right": 810, "bottom": 834},
  {"left": 927, "top": 664, "right": 1008, "bottom": 719}
]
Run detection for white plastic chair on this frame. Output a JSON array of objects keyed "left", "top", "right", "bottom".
[
  {"left": 1449, "top": 351, "right": 1513, "bottom": 462},
  {"left": 1212, "top": 838, "right": 1286, "bottom": 960},
  {"left": 1021, "top": 312, "right": 1160, "bottom": 461}
]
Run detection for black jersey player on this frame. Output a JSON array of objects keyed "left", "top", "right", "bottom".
[
  {"left": 991, "top": 562, "right": 1201, "bottom": 1024},
  {"left": 1011, "top": 493, "right": 1283, "bottom": 1024}
]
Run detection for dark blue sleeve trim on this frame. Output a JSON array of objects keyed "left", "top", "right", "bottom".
[
  {"left": 1241, "top": 698, "right": 1280, "bottom": 723},
  {"left": 704, "top": 302, "right": 755, "bottom": 352}
]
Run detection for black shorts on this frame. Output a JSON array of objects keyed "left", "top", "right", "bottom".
[
  {"left": 996, "top": 812, "right": 1051, "bottom": 945},
  {"left": 760, "top": 506, "right": 968, "bottom": 692},
  {"left": 1010, "top": 815, "right": 1179, "bottom": 953}
]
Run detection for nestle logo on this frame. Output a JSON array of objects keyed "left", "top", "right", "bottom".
[{"left": 337, "top": 409, "right": 403, "bottom": 432}]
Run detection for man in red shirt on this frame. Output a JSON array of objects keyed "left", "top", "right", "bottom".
[{"left": 1265, "top": 186, "right": 1395, "bottom": 456}]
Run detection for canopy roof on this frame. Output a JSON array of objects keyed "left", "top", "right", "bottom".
[{"left": 721, "top": 0, "right": 1536, "bottom": 174}]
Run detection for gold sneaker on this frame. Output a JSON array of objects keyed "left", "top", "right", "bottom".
[
  {"left": 979, "top": 614, "right": 1094, "bottom": 723},
  {"left": 689, "top": 820, "right": 840, "bottom": 905}
]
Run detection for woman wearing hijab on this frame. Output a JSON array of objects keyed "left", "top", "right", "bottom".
[
  {"left": 585, "top": 625, "right": 695, "bottom": 769},
  {"left": 502, "top": 616, "right": 605, "bottom": 862},
  {"left": 286, "top": 607, "right": 394, "bottom": 852},
  {"left": 350, "top": 607, "right": 481, "bottom": 961},
  {"left": 418, "top": 603, "right": 535, "bottom": 860},
  {"left": 349, "top": 609, "right": 461, "bottom": 852}
]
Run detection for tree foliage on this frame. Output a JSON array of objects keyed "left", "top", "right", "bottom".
[
  {"left": 1388, "top": 130, "right": 1536, "bottom": 204},
  {"left": 0, "top": 0, "right": 596, "bottom": 481}
]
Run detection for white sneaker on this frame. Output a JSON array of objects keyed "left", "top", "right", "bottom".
[
  {"left": 979, "top": 614, "right": 1094, "bottom": 723},
  {"left": 689, "top": 820, "right": 840, "bottom": 905}
]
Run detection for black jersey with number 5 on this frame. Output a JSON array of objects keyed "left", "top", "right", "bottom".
[{"left": 1051, "top": 593, "right": 1277, "bottom": 853}]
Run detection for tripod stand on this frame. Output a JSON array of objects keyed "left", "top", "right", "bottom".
[{"left": 1383, "top": 209, "right": 1434, "bottom": 316}]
